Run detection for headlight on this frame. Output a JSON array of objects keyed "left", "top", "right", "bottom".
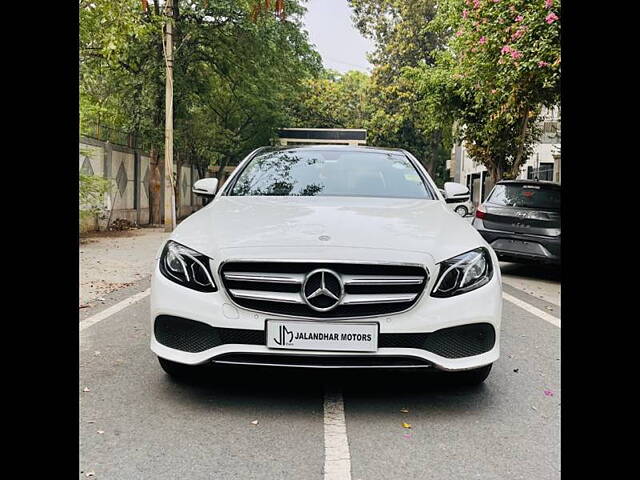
[
  {"left": 431, "top": 247, "right": 493, "bottom": 297},
  {"left": 159, "top": 241, "right": 217, "bottom": 292}
]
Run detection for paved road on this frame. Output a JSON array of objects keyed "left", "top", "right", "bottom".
[{"left": 80, "top": 271, "right": 560, "bottom": 480}]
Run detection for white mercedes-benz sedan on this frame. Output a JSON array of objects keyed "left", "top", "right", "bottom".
[{"left": 150, "top": 146, "right": 502, "bottom": 384}]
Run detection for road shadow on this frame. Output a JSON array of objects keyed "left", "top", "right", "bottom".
[
  {"left": 499, "top": 261, "right": 561, "bottom": 282},
  {"left": 159, "top": 364, "right": 493, "bottom": 413}
]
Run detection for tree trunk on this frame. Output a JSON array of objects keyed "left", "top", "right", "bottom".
[
  {"left": 216, "top": 156, "right": 229, "bottom": 182},
  {"left": 149, "top": 148, "right": 162, "bottom": 224},
  {"left": 511, "top": 109, "right": 530, "bottom": 179},
  {"left": 175, "top": 151, "right": 183, "bottom": 221},
  {"left": 197, "top": 163, "right": 208, "bottom": 179}
]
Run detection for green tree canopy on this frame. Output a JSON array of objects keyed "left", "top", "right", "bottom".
[{"left": 408, "top": 0, "right": 561, "bottom": 181}]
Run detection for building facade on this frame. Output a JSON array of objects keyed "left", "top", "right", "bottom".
[{"left": 447, "top": 107, "right": 561, "bottom": 207}]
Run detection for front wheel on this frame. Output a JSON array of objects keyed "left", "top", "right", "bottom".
[
  {"left": 446, "top": 364, "right": 492, "bottom": 385},
  {"left": 454, "top": 205, "right": 468, "bottom": 217}
]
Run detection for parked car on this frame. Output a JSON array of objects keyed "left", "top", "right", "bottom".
[
  {"left": 472, "top": 180, "right": 560, "bottom": 265},
  {"left": 151, "top": 145, "right": 502, "bottom": 385},
  {"left": 439, "top": 183, "right": 475, "bottom": 217}
]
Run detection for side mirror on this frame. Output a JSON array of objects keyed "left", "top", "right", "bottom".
[
  {"left": 192, "top": 178, "right": 219, "bottom": 198},
  {"left": 444, "top": 182, "right": 470, "bottom": 197},
  {"left": 443, "top": 182, "right": 470, "bottom": 204}
]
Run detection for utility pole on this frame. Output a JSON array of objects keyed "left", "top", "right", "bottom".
[{"left": 163, "top": 0, "right": 176, "bottom": 232}]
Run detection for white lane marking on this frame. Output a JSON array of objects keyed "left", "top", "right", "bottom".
[
  {"left": 323, "top": 389, "right": 352, "bottom": 480},
  {"left": 79, "top": 289, "right": 151, "bottom": 332},
  {"left": 501, "top": 276, "right": 561, "bottom": 307},
  {"left": 503, "top": 292, "right": 560, "bottom": 328}
]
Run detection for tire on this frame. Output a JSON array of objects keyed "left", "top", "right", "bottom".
[
  {"left": 447, "top": 364, "right": 492, "bottom": 386},
  {"left": 158, "top": 356, "right": 199, "bottom": 379},
  {"left": 454, "top": 205, "right": 468, "bottom": 217}
]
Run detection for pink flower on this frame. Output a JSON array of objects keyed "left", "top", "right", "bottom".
[
  {"left": 455, "top": 30, "right": 463, "bottom": 37},
  {"left": 490, "top": 89, "right": 497, "bottom": 94},
  {"left": 479, "top": 36, "right": 487, "bottom": 44},
  {"left": 545, "top": 0, "right": 553, "bottom": 8},
  {"left": 545, "top": 12, "right": 559, "bottom": 23},
  {"left": 511, "top": 28, "right": 526, "bottom": 40},
  {"left": 538, "top": 61, "right": 550, "bottom": 67},
  {"left": 510, "top": 49, "right": 522, "bottom": 59},
  {"left": 462, "top": 9, "right": 469, "bottom": 18},
  {"left": 473, "top": 0, "right": 480, "bottom": 8},
  {"left": 515, "top": 15, "right": 524, "bottom": 22},
  {"left": 501, "top": 45, "right": 512, "bottom": 54}
]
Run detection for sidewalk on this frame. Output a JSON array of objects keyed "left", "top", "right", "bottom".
[{"left": 79, "top": 227, "right": 169, "bottom": 306}]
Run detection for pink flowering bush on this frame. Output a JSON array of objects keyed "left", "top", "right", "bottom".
[
  {"left": 416, "top": 0, "right": 561, "bottom": 181},
  {"left": 545, "top": 12, "right": 559, "bottom": 24}
]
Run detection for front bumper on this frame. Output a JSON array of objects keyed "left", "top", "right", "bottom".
[
  {"left": 150, "top": 261, "right": 502, "bottom": 372},
  {"left": 472, "top": 218, "right": 561, "bottom": 265}
]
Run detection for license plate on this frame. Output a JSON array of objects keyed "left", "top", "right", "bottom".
[{"left": 266, "top": 320, "right": 378, "bottom": 352}]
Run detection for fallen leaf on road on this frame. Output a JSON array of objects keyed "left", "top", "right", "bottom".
[
  {"left": 94, "top": 351, "right": 101, "bottom": 356},
  {"left": 545, "top": 306, "right": 553, "bottom": 311},
  {"left": 513, "top": 368, "right": 519, "bottom": 373},
  {"left": 402, "top": 422, "right": 412, "bottom": 429},
  {"left": 97, "top": 430, "right": 104, "bottom": 434},
  {"left": 250, "top": 420, "right": 259, "bottom": 425},
  {"left": 85, "top": 472, "right": 95, "bottom": 477},
  {"left": 544, "top": 389, "right": 554, "bottom": 397},
  {"left": 87, "top": 420, "right": 95, "bottom": 424},
  {"left": 531, "top": 406, "right": 537, "bottom": 411},
  {"left": 83, "top": 387, "right": 91, "bottom": 392},
  {"left": 400, "top": 408, "right": 409, "bottom": 413},
  {"left": 79, "top": 304, "right": 91, "bottom": 309}
]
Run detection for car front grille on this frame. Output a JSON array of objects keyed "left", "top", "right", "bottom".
[
  {"left": 154, "top": 316, "right": 494, "bottom": 359},
  {"left": 219, "top": 261, "right": 429, "bottom": 318},
  {"left": 154, "top": 315, "right": 264, "bottom": 353},
  {"left": 379, "top": 323, "right": 496, "bottom": 358},
  {"left": 212, "top": 353, "right": 434, "bottom": 368}
]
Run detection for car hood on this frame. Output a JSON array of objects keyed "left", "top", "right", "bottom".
[{"left": 171, "top": 196, "right": 487, "bottom": 264}]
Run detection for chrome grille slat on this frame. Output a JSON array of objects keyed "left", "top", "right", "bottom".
[
  {"left": 223, "top": 272, "right": 304, "bottom": 284},
  {"left": 342, "top": 293, "right": 417, "bottom": 305},
  {"left": 229, "top": 289, "right": 304, "bottom": 304},
  {"left": 220, "top": 261, "right": 429, "bottom": 319},
  {"left": 341, "top": 275, "right": 424, "bottom": 285}
]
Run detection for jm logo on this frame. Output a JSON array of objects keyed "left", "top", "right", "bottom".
[{"left": 273, "top": 325, "right": 294, "bottom": 346}]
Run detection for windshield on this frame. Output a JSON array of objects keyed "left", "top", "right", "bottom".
[
  {"left": 228, "top": 149, "right": 434, "bottom": 199},
  {"left": 487, "top": 183, "right": 561, "bottom": 210}
]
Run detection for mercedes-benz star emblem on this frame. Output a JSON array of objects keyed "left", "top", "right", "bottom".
[{"left": 302, "top": 269, "right": 344, "bottom": 312}]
